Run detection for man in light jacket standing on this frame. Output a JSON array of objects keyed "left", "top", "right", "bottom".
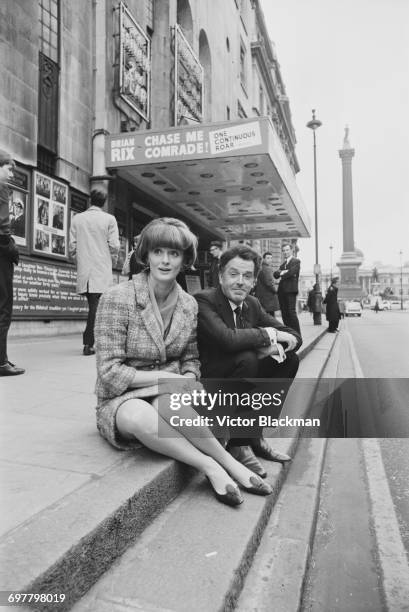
[{"left": 70, "top": 189, "right": 119, "bottom": 355}]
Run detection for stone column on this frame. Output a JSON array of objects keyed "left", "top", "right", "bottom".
[
  {"left": 339, "top": 131, "right": 355, "bottom": 252},
  {"left": 336, "top": 127, "right": 364, "bottom": 299}
]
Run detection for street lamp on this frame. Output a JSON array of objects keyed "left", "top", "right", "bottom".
[
  {"left": 307, "top": 109, "right": 323, "bottom": 325},
  {"left": 399, "top": 250, "right": 403, "bottom": 310},
  {"left": 329, "top": 244, "right": 333, "bottom": 282}
]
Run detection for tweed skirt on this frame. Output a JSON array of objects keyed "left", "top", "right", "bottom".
[{"left": 96, "top": 385, "right": 158, "bottom": 450}]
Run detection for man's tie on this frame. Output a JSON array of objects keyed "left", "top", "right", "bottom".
[{"left": 234, "top": 306, "right": 246, "bottom": 329}]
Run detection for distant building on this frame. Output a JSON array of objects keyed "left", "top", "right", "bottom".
[
  {"left": 299, "top": 263, "right": 409, "bottom": 303},
  {"left": 359, "top": 264, "right": 409, "bottom": 300}
]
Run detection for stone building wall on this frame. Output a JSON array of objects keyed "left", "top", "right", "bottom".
[
  {"left": 58, "top": 0, "right": 93, "bottom": 193},
  {"left": 0, "top": 0, "right": 38, "bottom": 164}
]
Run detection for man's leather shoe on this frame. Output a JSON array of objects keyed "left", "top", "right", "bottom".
[
  {"left": 228, "top": 445, "right": 267, "bottom": 478},
  {"left": 251, "top": 438, "right": 291, "bottom": 463},
  {"left": 0, "top": 361, "right": 25, "bottom": 376},
  {"left": 83, "top": 345, "right": 95, "bottom": 356}
]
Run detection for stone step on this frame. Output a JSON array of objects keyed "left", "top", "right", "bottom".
[
  {"left": 1, "top": 326, "right": 332, "bottom": 612},
  {"left": 70, "top": 457, "right": 292, "bottom": 612}
]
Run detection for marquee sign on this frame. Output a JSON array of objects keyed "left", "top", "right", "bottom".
[
  {"left": 119, "top": 2, "right": 151, "bottom": 121},
  {"left": 174, "top": 24, "right": 203, "bottom": 125},
  {"left": 105, "top": 118, "right": 312, "bottom": 241},
  {"left": 107, "top": 120, "right": 263, "bottom": 165}
]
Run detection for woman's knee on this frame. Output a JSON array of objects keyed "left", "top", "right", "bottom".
[{"left": 116, "top": 399, "right": 157, "bottom": 438}]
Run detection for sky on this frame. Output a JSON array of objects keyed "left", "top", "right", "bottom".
[{"left": 260, "top": 0, "right": 409, "bottom": 272}]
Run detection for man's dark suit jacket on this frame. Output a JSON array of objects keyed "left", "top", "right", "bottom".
[
  {"left": 195, "top": 287, "right": 302, "bottom": 377},
  {"left": 273, "top": 257, "right": 300, "bottom": 294}
]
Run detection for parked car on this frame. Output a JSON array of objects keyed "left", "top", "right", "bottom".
[{"left": 345, "top": 299, "right": 362, "bottom": 317}]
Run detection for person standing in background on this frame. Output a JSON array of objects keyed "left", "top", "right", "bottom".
[
  {"left": 207, "top": 241, "right": 223, "bottom": 288},
  {"left": 122, "top": 234, "right": 143, "bottom": 280},
  {"left": 307, "top": 282, "right": 322, "bottom": 326},
  {"left": 0, "top": 149, "right": 24, "bottom": 376},
  {"left": 273, "top": 243, "right": 301, "bottom": 335},
  {"left": 323, "top": 277, "right": 340, "bottom": 332},
  {"left": 70, "top": 189, "right": 120, "bottom": 356},
  {"left": 255, "top": 251, "right": 279, "bottom": 317}
]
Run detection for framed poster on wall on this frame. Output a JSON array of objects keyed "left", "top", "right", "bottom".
[
  {"left": 33, "top": 171, "right": 68, "bottom": 258},
  {"left": 8, "top": 166, "right": 30, "bottom": 248}
]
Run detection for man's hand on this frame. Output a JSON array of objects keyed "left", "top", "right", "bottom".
[
  {"left": 276, "top": 330, "right": 298, "bottom": 351},
  {"left": 256, "top": 344, "right": 279, "bottom": 360}
]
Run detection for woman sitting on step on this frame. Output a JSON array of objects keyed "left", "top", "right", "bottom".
[{"left": 94, "top": 217, "right": 271, "bottom": 507}]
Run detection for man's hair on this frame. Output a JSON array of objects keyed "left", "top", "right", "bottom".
[
  {"left": 210, "top": 240, "right": 223, "bottom": 249},
  {"left": 90, "top": 190, "right": 107, "bottom": 207},
  {"left": 219, "top": 245, "right": 261, "bottom": 276},
  {"left": 331, "top": 277, "right": 339, "bottom": 283},
  {"left": 282, "top": 243, "right": 293, "bottom": 251},
  {"left": 262, "top": 251, "right": 273, "bottom": 259},
  {"left": 135, "top": 217, "right": 198, "bottom": 268}
]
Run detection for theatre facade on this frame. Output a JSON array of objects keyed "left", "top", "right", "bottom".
[{"left": 1, "top": 0, "right": 310, "bottom": 333}]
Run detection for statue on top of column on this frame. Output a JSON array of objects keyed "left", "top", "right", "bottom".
[{"left": 343, "top": 125, "right": 351, "bottom": 149}]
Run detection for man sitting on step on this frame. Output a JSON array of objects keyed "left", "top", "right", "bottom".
[{"left": 195, "top": 245, "right": 302, "bottom": 478}]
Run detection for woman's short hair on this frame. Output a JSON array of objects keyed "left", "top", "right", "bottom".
[
  {"left": 135, "top": 217, "right": 198, "bottom": 268},
  {"left": 219, "top": 245, "right": 262, "bottom": 277}
]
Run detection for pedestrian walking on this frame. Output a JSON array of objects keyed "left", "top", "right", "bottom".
[
  {"left": 273, "top": 243, "right": 301, "bottom": 335},
  {"left": 94, "top": 218, "right": 267, "bottom": 508},
  {"left": 374, "top": 299, "right": 380, "bottom": 313},
  {"left": 254, "top": 251, "right": 279, "bottom": 316},
  {"left": 69, "top": 189, "right": 119, "bottom": 356},
  {"left": 323, "top": 277, "right": 341, "bottom": 332},
  {"left": 0, "top": 149, "right": 24, "bottom": 376},
  {"left": 207, "top": 240, "right": 223, "bottom": 288}
]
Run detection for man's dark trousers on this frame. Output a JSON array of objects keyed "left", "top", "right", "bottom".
[
  {"left": 83, "top": 292, "right": 102, "bottom": 347},
  {"left": 278, "top": 291, "right": 300, "bottom": 335},
  {"left": 215, "top": 349, "right": 299, "bottom": 446},
  {"left": 0, "top": 253, "right": 13, "bottom": 364}
]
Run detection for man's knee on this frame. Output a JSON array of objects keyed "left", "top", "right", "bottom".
[
  {"left": 233, "top": 350, "right": 259, "bottom": 376},
  {"left": 286, "top": 351, "right": 299, "bottom": 377}
]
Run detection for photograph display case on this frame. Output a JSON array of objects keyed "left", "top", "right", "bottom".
[
  {"left": 33, "top": 171, "right": 68, "bottom": 258},
  {"left": 8, "top": 166, "right": 30, "bottom": 248}
]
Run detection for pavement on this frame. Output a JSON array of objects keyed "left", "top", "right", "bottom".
[{"left": 0, "top": 312, "right": 335, "bottom": 611}]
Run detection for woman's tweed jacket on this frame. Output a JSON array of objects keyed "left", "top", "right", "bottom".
[{"left": 94, "top": 271, "right": 201, "bottom": 448}]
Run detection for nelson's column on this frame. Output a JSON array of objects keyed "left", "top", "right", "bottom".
[{"left": 337, "top": 127, "right": 364, "bottom": 298}]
